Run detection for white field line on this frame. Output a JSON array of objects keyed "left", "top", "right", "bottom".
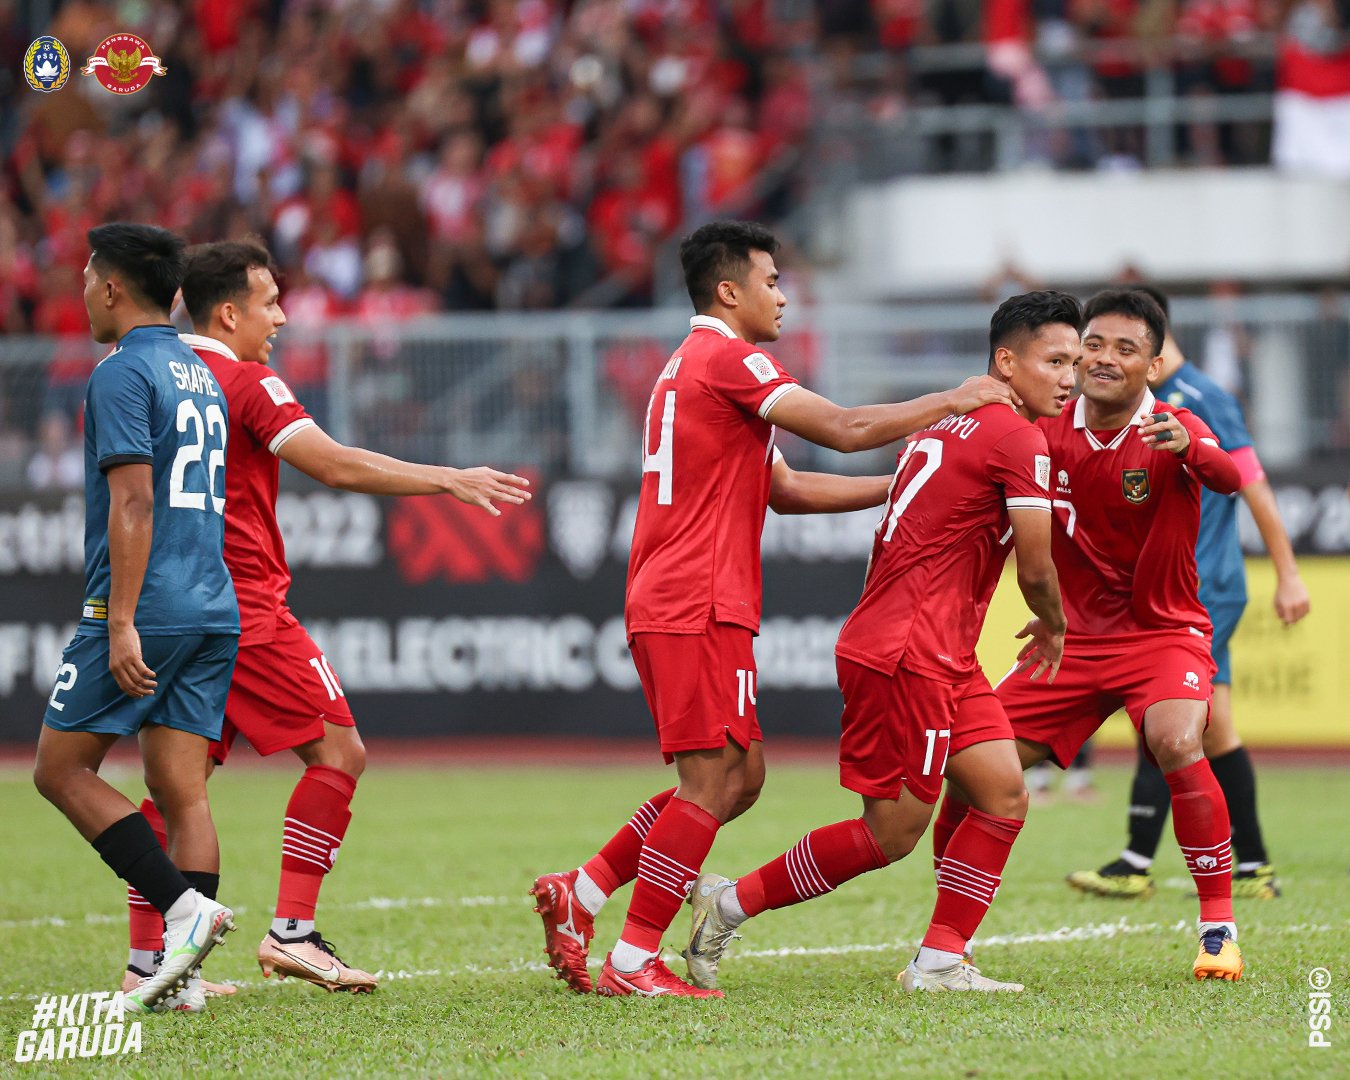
[
  {"left": 0, "top": 895, "right": 523, "bottom": 931},
  {"left": 3, "top": 916, "right": 1341, "bottom": 1002}
]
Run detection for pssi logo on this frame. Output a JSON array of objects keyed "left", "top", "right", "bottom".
[
  {"left": 82, "top": 33, "right": 166, "bottom": 94},
  {"left": 24, "top": 37, "right": 70, "bottom": 92}
]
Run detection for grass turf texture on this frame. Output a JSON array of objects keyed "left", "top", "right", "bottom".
[{"left": 0, "top": 761, "right": 1345, "bottom": 1078}]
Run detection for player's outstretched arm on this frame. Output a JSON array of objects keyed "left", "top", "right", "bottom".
[
  {"left": 768, "top": 453, "right": 890, "bottom": 515},
  {"left": 765, "top": 376, "right": 1019, "bottom": 454},
  {"left": 1139, "top": 410, "right": 1241, "bottom": 493},
  {"left": 1239, "top": 476, "right": 1311, "bottom": 625},
  {"left": 105, "top": 463, "right": 158, "bottom": 698},
  {"left": 277, "top": 425, "right": 531, "bottom": 515},
  {"left": 1008, "top": 506, "right": 1066, "bottom": 682}
]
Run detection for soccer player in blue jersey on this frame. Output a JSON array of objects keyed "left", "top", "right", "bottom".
[
  {"left": 32, "top": 224, "right": 241, "bottom": 1012},
  {"left": 1068, "top": 285, "right": 1311, "bottom": 901}
]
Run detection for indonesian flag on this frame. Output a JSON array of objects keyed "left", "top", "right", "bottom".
[{"left": 1273, "top": 36, "right": 1350, "bottom": 178}]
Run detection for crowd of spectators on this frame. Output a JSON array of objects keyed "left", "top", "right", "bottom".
[{"left": 0, "top": 1, "right": 1347, "bottom": 487}]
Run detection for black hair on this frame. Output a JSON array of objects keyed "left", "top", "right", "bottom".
[
  {"left": 87, "top": 223, "right": 187, "bottom": 312},
  {"left": 679, "top": 220, "right": 779, "bottom": 312},
  {"left": 1082, "top": 288, "right": 1167, "bottom": 356},
  {"left": 181, "top": 239, "right": 279, "bottom": 328},
  {"left": 988, "top": 290, "right": 1084, "bottom": 368},
  {"left": 1130, "top": 283, "right": 1171, "bottom": 323}
]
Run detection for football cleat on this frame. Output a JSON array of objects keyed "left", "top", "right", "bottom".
[
  {"left": 596, "top": 953, "right": 725, "bottom": 998},
  {"left": 1231, "top": 864, "right": 1280, "bottom": 900},
  {"left": 158, "top": 975, "right": 207, "bottom": 1013},
  {"left": 121, "top": 966, "right": 236, "bottom": 998},
  {"left": 1193, "top": 927, "right": 1243, "bottom": 981},
  {"left": 530, "top": 870, "right": 595, "bottom": 993},
  {"left": 1066, "top": 859, "right": 1155, "bottom": 899},
  {"left": 683, "top": 872, "right": 741, "bottom": 990},
  {"left": 899, "top": 958, "right": 1024, "bottom": 992},
  {"left": 127, "top": 894, "right": 234, "bottom": 1012},
  {"left": 257, "top": 931, "right": 377, "bottom": 993}
]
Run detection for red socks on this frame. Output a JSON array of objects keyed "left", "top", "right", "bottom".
[
  {"left": 277, "top": 766, "right": 358, "bottom": 921},
  {"left": 921, "top": 808, "right": 1022, "bottom": 954},
  {"left": 1165, "top": 759, "right": 1234, "bottom": 924},
  {"left": 582, "top": 788, "right": 676, "bottom": 896},
  {"left": 128, "top": 798, "right": 167, "bottom": 951},
  {"left": 931, "top": 796, "right": 970, "bottom": 879},
  {"left": 620, "top": 797, "right": 720, "bottom": 952},
  {"left": 736, "top": 818, "right": 888, "bottom": 918}
]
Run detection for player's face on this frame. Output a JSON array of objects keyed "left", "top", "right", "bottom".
[
  {"left": 1079, "top": 313, "right": 1163, "bottom": 410},
  {"left": 82, "top": 257, "right": 117, "bottom": 344},
  {"left": 738, "top": 249, "right": 786, "bottom": 343},
  {"left": 234, "top": 266, "right": 287, "bottom": 365},
  {"left": 1003, "top": 323, "right": 1080, "bottom": 419}
]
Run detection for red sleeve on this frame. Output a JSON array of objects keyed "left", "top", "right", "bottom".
[
  {"left": 233, "top": 369, "right": 315, "bottom": 454},
  {"left": 987, "top": 422, "right": 1053, "bottom": 511},
  {"left": 704, "top": 343, "right": 799, "bottom": 420},
  {"left": 1175, "top": 408, "right": 1241, "bottom": 494}
]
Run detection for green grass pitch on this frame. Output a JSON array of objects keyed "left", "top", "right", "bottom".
[{"left": 0, "top": 760, "right": 1346, "bottom": 1078}]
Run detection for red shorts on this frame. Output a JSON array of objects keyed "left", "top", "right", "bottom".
[
  {"left": 837, "top": 659, "right": 1013, "bottom": 805},
  {"left": 996, "top": 631, "right": 1215, "bottom": 769},
  {"left": 629, "top": 620, "right": 761, "bottom": 765},
  {"left": 210, "top": 612, "right": 355, "bottom": 765}
]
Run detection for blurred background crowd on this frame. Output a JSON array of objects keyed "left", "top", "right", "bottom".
[{"left": 1, "top": 0, "right": 1349, "bottom": 487}]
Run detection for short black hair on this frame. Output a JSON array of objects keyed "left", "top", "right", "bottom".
[
  {"left": 87, "top": 223, "right": 187, "bottom": 312},
  {"left": 988, "top": 290, "right": 1084, "bottom": 368},
  {"left": 679, "top": 220, "right": 778, "bottom": 312},
  {"left": 1082, "top": 288, "right": 1167, "bottom": 356},
  {"left": 181, "top": 239, "right": 278, "bottom": 327},
  {"left": 1130, "top": 283, "right": 1171, "bottom": 322}
]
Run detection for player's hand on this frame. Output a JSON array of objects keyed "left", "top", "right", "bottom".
[
  {"left": 444, "top": 467, "right": 532, "bottom": 517},
  {"left": 109, "top": 624, "right": 157, "bottom": 698},
  {"left": 1273, "top": 574, "right": 1311, "bottom": 625},
  {"left": 949, "top": 375, "right": 1021, "bottom": 414},
  {"left": 1139, "top": 411, "right": 1189, "bottom": 455},
  {"left": 1013, "top": 618, "right": 1064, "bottom": 683}
]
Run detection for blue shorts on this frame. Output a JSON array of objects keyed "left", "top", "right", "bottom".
[
  {"left": 1206, "top": 600, "right": 1247, "bottom": 686},
  {"left": 42, "top": 633, "right": 238, "bottom": 740}
]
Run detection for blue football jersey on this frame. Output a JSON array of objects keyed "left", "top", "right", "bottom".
[
  {"left": 80, "top": 325, "right": 240, "bottom": 636},
  {"left": 1155, "top": 361, "right": 1253, "bottom": 606}
]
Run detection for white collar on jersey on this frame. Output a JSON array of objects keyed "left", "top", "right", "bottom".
[
  {"left": 178, "top": 332, "right": 239, "bottom": 362},
  {"left": 1073, "top": 387, "right": 1157, "bottom": 451},
  {"left": 690, "top": 314, "right": 737, "bottom": 338}
]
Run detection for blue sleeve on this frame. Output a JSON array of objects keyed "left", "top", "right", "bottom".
[
  {"left": 90, "top": 358, "right": 155, "bottom": 470},
  {"left": 1191, "top": 383, "right": 1253, "bottom": 453}
]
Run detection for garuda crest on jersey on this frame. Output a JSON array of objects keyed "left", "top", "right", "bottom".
[{"left": 1121, "top": 468, "right": 1150, "bottom": 504}]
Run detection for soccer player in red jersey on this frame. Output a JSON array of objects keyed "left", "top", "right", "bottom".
[
  {"left": 681, "top": 291, "right": 1080, "bottom": 994},
  {"left": 531, "top": 221, "right": 1021, "bottom": 998},
  {"left": 986, "top": 288, "right": 1246, "bottom": 981},
  {"left": 119, "top": 239, "right": 530, "bottom": 996}
]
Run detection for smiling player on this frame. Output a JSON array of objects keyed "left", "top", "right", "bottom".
[
  {"left": 683, "top": 291, "right": 1081, "bottom": 994},
  {"left": 989, "top": 288, "right": 1247, "bottom": 981}
]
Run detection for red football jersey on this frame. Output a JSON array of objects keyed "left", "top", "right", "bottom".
[
  {"left": 625, "top": 315, "right": 799, "bottom": 636},
  {"left": 185, "top": 334, "right": 316, "bottom": 645},
  {"left": 836, "top": 404, "right": 1052, "bottom": 681},
  {"left": 1040, "top": 389, "right": 1225, "bottom": 638}
]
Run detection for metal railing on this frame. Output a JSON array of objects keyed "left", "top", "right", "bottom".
[{"left": 2, "top": 292, "right": 1347, "bottom": 492}]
